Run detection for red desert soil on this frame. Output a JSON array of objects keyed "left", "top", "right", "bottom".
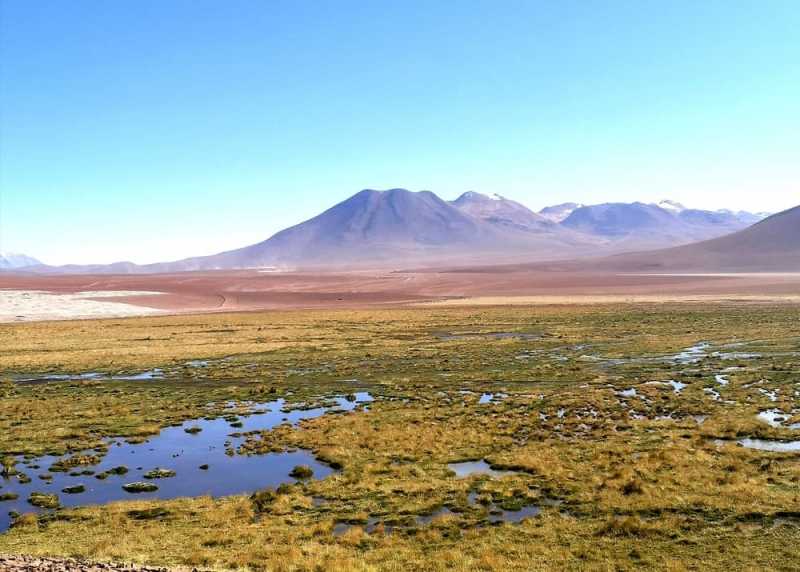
[{"left": 1, "top": 268, "right": 799, "bottom": 316}]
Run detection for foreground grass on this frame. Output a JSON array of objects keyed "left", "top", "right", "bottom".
[{"left": 1, "top": 303, "right": 799, "bottom": 570}]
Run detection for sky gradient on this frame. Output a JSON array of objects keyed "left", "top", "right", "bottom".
[{"left": 2, "top": 1, "right": 798, "bottom": 265}]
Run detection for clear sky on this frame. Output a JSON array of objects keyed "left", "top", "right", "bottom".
[{"left": 1, "top": 1, "right": 798, "bottom": 265}]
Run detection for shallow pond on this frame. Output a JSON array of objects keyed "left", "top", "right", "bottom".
[
  {"left": 581, "top": 342, "right": 715, "bottom": 369},
  {"left": 715, "top": 438, "right": 800, "bottom": 453},
  {"left": 488, "top": 504, "right": 541, "bottom": 523},
  {"left": 447, "top": 460, "right": 518, "bottom": 478},
  {"left": 645, "top": 380, "right": 687, "bottom": 393},
  {"left": 0, "top": 392, "right": 373, "bottom": 533},
  {"left": 756, "top": 409, "right": 800, "bottom": 429},
  {"left": 478, "top": 393, "right": 508, "bottom": 405},
  {"left": 712, "top": 351, "right": 761, "bottom": 360},
  {"left": 671, "top": 342, "right": 709, "bottom": 364},
  {"left": 737, "top": 438, "right": 800, "bottom": 453},
  {"left": 12, "top": 369, "right": 165, "bottom": 384}
]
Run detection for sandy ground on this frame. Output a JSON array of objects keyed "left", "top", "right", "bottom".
[
  {"left": 0, "top": 268, "right": 798, "bottom": 322},
  {"left": 0, "top": 290, "right": 164, "bottom": 322},
  {"left": 424, "top": 293, "right": 800, "bottom": 306}
]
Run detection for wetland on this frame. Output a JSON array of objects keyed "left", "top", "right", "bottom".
[{"left": 1, "top": 304, "right": 799, "bottom": 570}]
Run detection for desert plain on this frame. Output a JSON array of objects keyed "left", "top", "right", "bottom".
[{"left": 2, "top": 268, "right": 800, "bottom": 322}]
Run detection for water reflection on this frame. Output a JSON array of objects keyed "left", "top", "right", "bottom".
[{"left": 0, "top": 393, "right": 373, "bottom": 533}]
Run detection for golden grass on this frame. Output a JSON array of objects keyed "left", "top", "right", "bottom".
[{"left": 1, "top": 303, "right": 800, "bottom": 570}]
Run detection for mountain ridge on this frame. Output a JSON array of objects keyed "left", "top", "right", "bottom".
[{"left": 12, "top": 190, "right": 781, "bottom": 274}]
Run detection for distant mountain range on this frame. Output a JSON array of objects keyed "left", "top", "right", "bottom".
[
  {"left": 131, "top": 189, "right": 600, "bottom": 272},
  {"left": 537, "top": 200, "right": 768, "bottom": 229},
  {"left": 587, "top": 205, "right": 800, "bottom": 272},
  {"left": 7, "top": 190, "right": 782, "bottom": 273},
  {"left": 555, "top": 201, "right": 761, "bottom": 249},
  {"left": 0, "top": 252, "right": 41, "bottom": 270}
]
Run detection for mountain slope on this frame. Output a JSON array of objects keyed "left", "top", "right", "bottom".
[
  {"left": 450, "top": 192, "right": 557, "bottom": 232},
  {"left": 596, "top": 205, "right": 800, "bottom": 272},
  {"left": 138, "top": 189, "right": 599, "bottom": 271}
]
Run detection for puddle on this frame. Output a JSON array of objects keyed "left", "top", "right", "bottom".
[
  {"left": 113, "top": 369, "right": 165, "bottom": 381},
  {"left": 756, "top": 409, "right": 800, "bottom": 430},
  {"left": 672, "top": 342, "right": 710, "bottom": 364},
  {"left": 489, "top": 504, "right": 541, "bottom": 523},
  {"left": 581, "top": 342, "right": 713, "bottom": 368},
  {"left": 576, "top": 341, "right": 774, "bottom": 371},
  {"left": 13, "top": 369, "right": 165, "bottom": 384},
  {"left": 0, "top": 393, "right": 373, "bottom": 533},
  {"left": 447, "top": 460, "right": 518, "bottom": 479},
  {"left": 645, "top": 380, "right": 687, "bottom": 393},
  {"left": 759, "top": 388, "right": 779, "bottom": 402},
  {"left": 11, "top": 372, "right": 106, "bottom": 383},
  {"left": 667, "top": 380, "right": 687, "bottom": 393},
  {"left": 736, "top": 439, "right": 800, "bottom": 453},
  {"left": 478, "top": 393, "right": 508, "bottom": 405},
  {"left": 714, "top": 375, "right": 730, "bottom": 387},
  {"left": 757, "top": 409, "right": 785, "bottom": 428},
  {"left": 704, "top": 388, "right": 721, "bottom": 401},
  {"left": 617, "top": 388, "right": 638, "bottom": 398},
  {"left": 712, "top": 352, "right": 761, "bottom": 360}
]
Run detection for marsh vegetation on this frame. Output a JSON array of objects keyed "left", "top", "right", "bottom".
[{"left": 0, "top": 304, "right": 799, "bottom": 570}]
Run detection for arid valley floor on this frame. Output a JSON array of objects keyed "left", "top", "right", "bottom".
[
  {"left": 1, "top": 272, "right": 799, "bottom": 571},
  {"left": 2, "top": 269, "right": 800, "bottom": 321}
]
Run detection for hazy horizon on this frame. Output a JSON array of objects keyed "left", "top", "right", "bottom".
[
  {"left": 2, "top": 1, "right": 798, "bottom": 265},
  {"left": 0, "top": 187, "right": 790, "bottom": 266}
]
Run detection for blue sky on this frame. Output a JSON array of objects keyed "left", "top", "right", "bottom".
[{"left": 1, "top": 1, "right": 798, "bottom": 265}]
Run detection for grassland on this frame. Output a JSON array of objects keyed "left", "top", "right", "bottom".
[{"left": 1, "top": 303, "right": 799, "bottom": 571}]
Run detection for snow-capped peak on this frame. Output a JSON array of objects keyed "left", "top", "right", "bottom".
[
  {"left": 538, "top": 202, "right": 583, "bottom": 223},
  {"left": 656, "top": 200, "right": 686, "bottom": 213},
  {"left": 454, "top": 191, "right": 507, "bottom": 203},
  {"left": 0, "top": 252, "right": 42, "bottom": 269}
]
